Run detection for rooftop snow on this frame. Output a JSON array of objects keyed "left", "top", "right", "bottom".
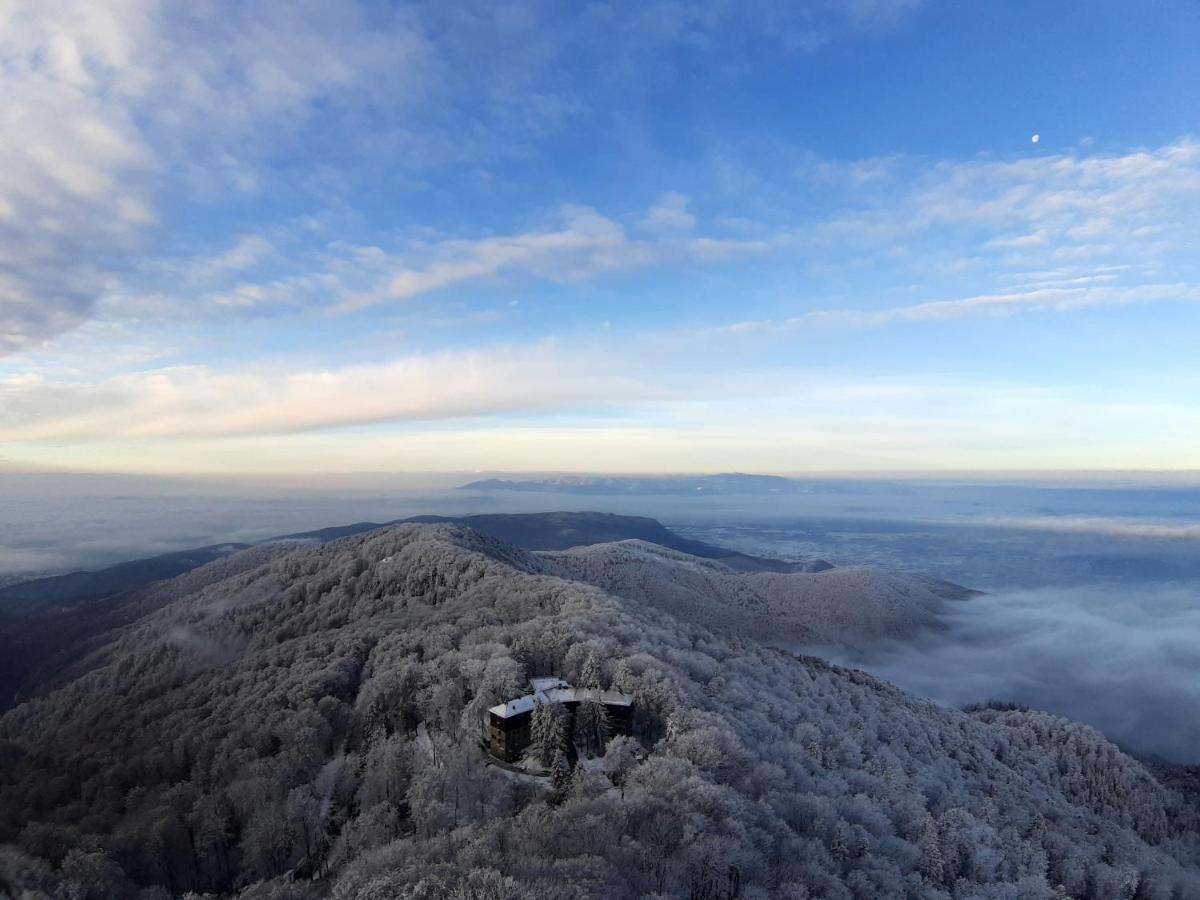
[{"left": 488, "top": 679, "right": 634, "bottom": 718}]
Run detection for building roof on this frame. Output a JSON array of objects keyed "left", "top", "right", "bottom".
[
  {"left": 491, "top": 695, "right": 538, "bottom": 717},
  {"left": 530, "top": 676, "right": 570, "bottom": 693},
  {"left": 487, "top": 678, "right": 634, "bottom": 719}
]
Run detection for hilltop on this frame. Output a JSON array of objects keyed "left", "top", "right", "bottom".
[
  {"left": 0, "top": 523, "right": 1196, "bottom": 899},
  {"left": 0, "top": 511, "right": 827, "bottom": 619},
  {"left": 541, "top": 539, "right": 975, "bottom": 650}
]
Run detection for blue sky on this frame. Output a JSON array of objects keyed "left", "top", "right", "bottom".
[{"left": 1, "top": 0, "right": 1198, "bottom": 474}]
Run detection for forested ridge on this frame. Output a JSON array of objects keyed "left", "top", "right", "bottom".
[
  {"left": 539, "top": 540, "right": 973, "bottom": 649},
  {"left": 1, "top": 524, "right": 1197, "bottom": 899},
  {"left": 0, "top": 511, "right": 825, "bottom": 623}
]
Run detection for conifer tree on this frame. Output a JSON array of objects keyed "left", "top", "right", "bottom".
[
  {"left": 550, "top": 748, "right": 572, "bottom": 800},
  {"left": 574, "top": 694, "right": 610, "bottom": 758},
  {"left": 580, "top": 651, "right": 602, "bottom": 690},
  {"left": 531, "top": 700, "right": 567, "bottom": 768}
]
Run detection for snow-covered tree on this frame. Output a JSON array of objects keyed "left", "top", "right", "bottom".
[
  {"left": 1, "top": 522, "right": 1197, "bottom": 900},
  {"left": 530, "top": 699, "right": 568, "bottom": 768}
]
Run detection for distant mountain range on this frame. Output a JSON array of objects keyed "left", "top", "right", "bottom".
[{"left": 459, "top": 472, "right": 829, "bottom": 495}]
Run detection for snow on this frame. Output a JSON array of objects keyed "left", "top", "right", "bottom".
[
  {"left": 415, "top": 721, "right": 436, "bottom": 764},
  {"left": 488, "top": 695, "right": 537, "bottom": 717},
  {"left": 577, "top": 755, "right": 607, "bottom": 773},
  {"left": 538, "top": 539, "right": 975, "bottom": 650},
  {"left": 15, "top": 519, "right": 1198, "bottom": 897},
  {"left": 488, "top": 679, "right": 634, "bottom": 718},
  {"left": 530, "top": 676, "right": 569, "bottom": 693}
]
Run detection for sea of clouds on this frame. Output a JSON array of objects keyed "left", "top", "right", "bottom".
[{"left": 836, "top": 582, "right": 1200, "bottom": 764}]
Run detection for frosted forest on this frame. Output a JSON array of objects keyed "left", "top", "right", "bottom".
[{"left": 2, "top": 523, "right": 1198, "bottom": 899}]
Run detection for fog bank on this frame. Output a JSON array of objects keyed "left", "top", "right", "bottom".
[{"left": 831, "top": 582, "right": 1200, "bottom": 763}]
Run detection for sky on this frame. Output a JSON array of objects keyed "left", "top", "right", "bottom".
[{"left": 1, "top": 0, "right": 1198, "bottom": 475}]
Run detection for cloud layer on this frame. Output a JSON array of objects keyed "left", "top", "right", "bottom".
[
  {"left": 1, "top": 3, "right": 1196, "bottom": 475},
  {"left": 722, "top": 139, "right": 1200, "bottom": 333},
  {"left": 842, "top": 582, "right": 1200, "bottom": 763},
  {"left": 0, "top": 0, "right": 924, "bottom": 355},
  {"left": 0, "top": 0, "right": 426, "bottom": 353},
  {"left": 0, "top": 342, "right": 647, "bottom": 439}
]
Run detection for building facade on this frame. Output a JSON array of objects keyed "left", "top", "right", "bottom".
[{"left": 485, "top": 677, "right": 634, "bottom": 763}]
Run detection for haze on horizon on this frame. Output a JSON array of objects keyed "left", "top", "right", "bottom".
[{"left": 1, "top": 1, "right": 1198, "bottom": 475}]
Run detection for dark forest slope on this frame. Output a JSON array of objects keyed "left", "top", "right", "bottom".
[
  {"left": 0, "top": 544, "right": 250, "bottom": 616},
  {"left": 0, "top": 524, "right": 1196, "bottom": 899},
  {"left": 401, "top": 511, "right": 832, "bottom": 573}
]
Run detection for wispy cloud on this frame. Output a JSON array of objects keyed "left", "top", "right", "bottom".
[
  {"left": 3, "top": 3, "right": 1196, "bottom": 476},
  {"left": 722, "top": 281, "right": 1200, "bottom": 333},
  {"left": 0, "top": 1, "right": 427, "bottom": 354},
  {"left": 7, "top": 369, "right": 1199, "bottom": 475},
  {"left": 822, "top": 283, "right": 1200, "bottom": 325},
  {"left": 369, "top": 204, "right": 768, "bottom": 310},
  {"left": 815, "top": 139, "right": 1200, "bottom": 263},
  {"left": 0, "top": 1, "right": 928, "bottom": 357},
  {"left": 716, "top": 139, "right": 1200, "bottom": 333},
  {"left": 0, "top": 342, "right": 654, "bottom": 440},
  {"left": 5, "top": 335, "right": 1199, "bottom": 475},
  {"left": 103, "top": 203, "right": 774, "bottom": 320}
]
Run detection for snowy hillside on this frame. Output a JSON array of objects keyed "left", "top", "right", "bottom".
[
  {"left": 0, "top": 523, "right": 1196, "bottom": 899},
  {"left": 540, "top": 539, "right": 976, "bottom": 649}
]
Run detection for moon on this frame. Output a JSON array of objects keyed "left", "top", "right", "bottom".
[{"left": 1031, "top": 133, "right": 1040, "bottom": 144}]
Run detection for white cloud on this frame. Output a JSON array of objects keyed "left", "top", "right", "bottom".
[
  {"left": 818, "top": 139, "right": 1200, "bottom": 262},
  {"left": 0, "top": 1, "right": 930, "bottom": 356},
  {"left": 0, "top": 1, "right": 427, "bottom": 355},
  {"left": 0, "top": 342, "right": 653, "bottom": 440},
  {"left": 0, "top": 4, "right": 156, "bottom": 354},
  {"left": 641, "top": 193, "right": 696, "bottom": 233},
  {"left": 200, "top": 236, "right": 275, "bottom": 278},
  {"left": 4, "top": 335, "right": 1199, "bottom": 476},
  {"left": 372, "top": 205, "right": 769, "bottom": 307},
  {"left": 175, "top": 205, "right": 769, "bottom": 314},
  {"left": 708, "top": 139, "right": 1200, "bottom": 334},
  {"left": 810, "top": 282, "right": 1200, "bottom": 326},
  {"left": 384, "top": 206, "right": 626, "bottom": 302},
  {"left": 87, "top": 201, "right": 773, "bottom": 323},
  {"left": 717, "top": 281, "right": 1200, "bottom": 334},
  {"left": 8, "top": 384, "right": 1199, "bottom": 475}
]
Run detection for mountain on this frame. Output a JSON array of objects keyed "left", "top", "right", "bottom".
[
  {"left": 460, "top": 472, "right": 817, "bottom": 495},
  {"left": 0, "top": 527, "right": 935, "bottom": 713},
  {"left": 0, "top": 513, "right": 826, "bottom": 711},
  {"left": 0, "top": 543, "right": 251, "bottom": 616},
  {"left": 0, "top": 523, "right": 1197, "bottom": 899},
  {"left": 0, "top": 512, "right": 828, "bottom": 618},
  {"left": 540, "top": 539, "right": 976, "bottom": 650},
  {"left": 401, "top": 511, "right": 832, "bottom": 573},
  {"left": 0, "top": 544, "right": 294, "bottom": 711}
]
